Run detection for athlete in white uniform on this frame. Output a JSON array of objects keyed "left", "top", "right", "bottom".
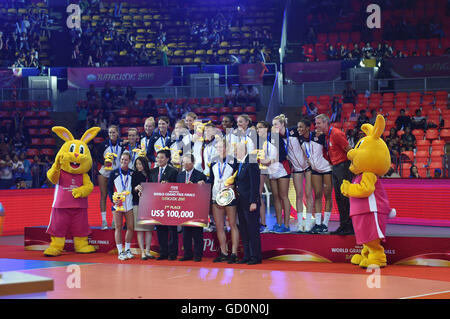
[{"left": 297, "top": 118, "right": 332, "bottom": 234}]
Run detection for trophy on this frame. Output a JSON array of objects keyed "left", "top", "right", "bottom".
[
  {"left": 104, "top": 152, "right": 118, "bottom": 170},
  {"left": 216, "top": 171, "right": 238, "bottom": 207},
  {"left": 113, "top": 191, "right": 130, "bottom": 212}
]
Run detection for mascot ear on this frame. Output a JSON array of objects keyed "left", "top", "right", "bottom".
[
  {"left": 371, "top": 115, "right": 385, "bottom": 139},
  {"left": 361, "top": 123, "right": 373, "bottom": 137},
  {"left": 52, "top": 126, "right": 74, "bottom": 142},
  {"left": 81, "top": 127, "right": 101, "bottom": 144}
]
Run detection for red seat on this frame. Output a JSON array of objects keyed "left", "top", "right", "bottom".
[
  {"left": 28, "top": 128, "right": 39, "bottom": 136},
  {"left": 213, "top": 97, "right": 224, "bottom": 105},
  {"left": 164, "top": 98, "right": 174, "bottom": 105},
  {"left": 26, "top": 149, "right": 39, "bottom": 157},
  {"left": 207, "top": 107, "right": 218, "bottom": 114},
  {"left": 400, "top": 163, "right": 412, "bottom": 178},
  {"left": 39, "top": 128, "right": 52, "bottom": 136},
  {"left": 129, "top": 117, "right": 141, "bottom": 125},
  {"left": 39, "top": 100, "right": 51, "bottom": 108},
  {"left": 415, "top": 150, "right": 429, "bottom": 162},
  {"left": 401, "top": 151, "right": 414, "bottom": 163},
  {"left": 157, "top": 108, "right": 168, "bottom": 115},
  {"left": 219, "top": 107, "right": 232, "bottom": 114},
  {"left": 425, "top": 129, "right": 439, "bottom": 140},
  {"left": 188, "top": 98, "right": 199, "bottom": 106},
  {"left": 24, "top": 110, "right": 35, "bottom": 117},
  {"left": 40, "top": 148, "right": 55, "bottom": 156},
  {"left": 412, "top": 129, "right": 425, "bottom": 140},
  {"left": 42, "top": 119, "right": 54, "bottom": 126},
  {"left": 16, "top": 101, "right": 27, "bottom": 109},
  {"left": 31, "top": 138, "right": 42, "bottom": 146},
  {"left": 244, "top": 106, "right": 256, "bottom": 113},
  {"left": 43, "top": 138, "right": 56, "bottom": 146},
  {"left": 119, "top": 117, "right": 128, "bottom": 125},
  {"left": 118, "top": 109, "right": 128, "bottom": 116},
  {"left": 232, "top": 106, "right": 243, "bottom": 114},
  {"left": 120, "top": 127, "right": 129, "bottom": 135},
  {"left": 175, "top": 98, "right": 186, "bottom": 106},
  {"left": 439, "top": 129, "right": 450, "bottom": 141},
  {"left": 27, "top": 119, "right": 40, "bottom": 126}
]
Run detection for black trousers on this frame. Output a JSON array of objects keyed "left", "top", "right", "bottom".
[
  {"left": 237, "top": 197, "right": 262, "bottom": 261},
  {"left": 331, "top": 161, "right": 354, "bottom": 230},
  {"left": 157, "top": 226, "right": 178, "bottom": 257},
  {"left": 182, "top": 226, "right": 203, "bottom": 258}
]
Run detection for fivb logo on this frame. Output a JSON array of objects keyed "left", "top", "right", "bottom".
[
  {"left": 67, "top": 4, "right": 81, "bottom": 29},
  {"left": 366, "top": 4, "right": 381, "bottom": 29}
]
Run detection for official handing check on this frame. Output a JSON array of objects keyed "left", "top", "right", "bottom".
[{"left": 137, "top": 183, "right": 211, "bottom": 227}]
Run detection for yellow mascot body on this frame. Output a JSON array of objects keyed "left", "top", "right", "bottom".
[
  {"left": 341, "top": 115, "right": 395, "bottom": 268},
  {"left": 44, "top": 126, "right": 101, "bottom": 257}
]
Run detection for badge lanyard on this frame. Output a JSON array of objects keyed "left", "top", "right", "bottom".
[
  {"left": 325, "top": 126, "right": 333, "bottom": 151},
  {"left": 218, "top": 158, "right": 227, "bottom": 181},
  {"left": 109, "top": 139, "right": 119, "bottom": 165},
  {"left": 304, "top": 132, "right": 312, "bottom": 159},
  {"left": 281, "top": 128, "right": 289, "bottom": 155},
  {"left": 119, "top": 167, "right": 129, "bottom": 191}
]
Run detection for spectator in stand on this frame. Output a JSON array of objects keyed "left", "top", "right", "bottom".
[
  {"left": 247, "top": 85, "right": 260, "bottom": 109},
  {"left": 326, "top": 44, "right": 338, "bottom": 60},
  {"left": 411, "top": 109, "right": 427, "bottom": 130},
  {"left": 351, "top": 43, "right": 362, "bottom": 60},
  {"left": 112, "top": 85, "right": 125, "bottom": 106},
  {"left": 339, "top": 45, "right": 348, "bottom": 59},
  {"left": 368, "top": 109, "right": 377, "bottom": 125},
  {"left": 142, "top": 94, "right": 157, "bottom": 118},
  {"left": 125, "top": 85, "right": 136, "bottom": 102},
  {"left": 433, "top": 168, "right": 442, "bottom": 178},
  {"left": 409, "top": 165, "right": 420, "bottom": 178},
  {"left": 101, "top": 82, "right": 114, "bottom": 105},
  {"left": 19, "top": 152, "right": 32, "bottom": 188},
  {"left": 342, "top": 81, "right": 357, "bottom": 105},
  {"left": 30, "top": 155, "right": 42, "bottom": 188},
  {"left": 362, "top": 42, "right": 374, "bottom": 59},
  {"left": 395, "top": 109, "right": 412, "bottom": 130},
  {"left": 11, "top": 153, "right": 24, "bottom": 182},
  {"left": 306, "top": 26, "right": 317, "bottom": 44},
  {"left": 400, "top": 126, "right": 416, "bottom": 151},
  {"left": 0, "top": 154, "right": 13, "bottom": 190},
  {"left": 236, "top": 84, "right": 248, "bottom": 104},
  {"left": 304, "top": 102, "right": 318, "bottom": 121},
  {"left": 86, "top": 84, "right": 100, "bottom": 109},
  {"left": 356, "top": 109, "right": 370, "bottom": 130},
  {"left": 76, "top": 103, "right": 89, "bottom": 136},
  {"left": 330, "top": 96, "right": 342, "bottom": 123},
  {"left": 224, "top": 83, "right": 236, "bottom": 106}
]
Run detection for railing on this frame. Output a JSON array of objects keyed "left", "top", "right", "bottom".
[
  {"left": 0, "top": 88, "right": 53, "bottom": 102},
  {"left": 282, "top": 76, "right": 450, "bottom": 106}
]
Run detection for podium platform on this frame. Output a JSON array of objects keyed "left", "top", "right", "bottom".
[{"left": 24, "top": 226, "right": 450, "bottom": 266}]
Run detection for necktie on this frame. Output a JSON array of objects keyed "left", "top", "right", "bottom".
[{"left": 158, "top": 167, "right": 164, "bottom": 182}]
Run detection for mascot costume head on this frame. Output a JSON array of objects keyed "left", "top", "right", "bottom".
[
  {"left": 44, "top": 126, "right": 100, "bottom": 257},
  {"left": 341, "top": 115, "right": 395, "bottom": 268}
]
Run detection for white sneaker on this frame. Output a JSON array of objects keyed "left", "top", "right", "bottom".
[
  {"left": 125, "top": 249, "right": 134, "bottom": 259},
  {"left": 261, "top": 226, "right": 270, "bottom": 233},
  {"left": 101, "top": 220, "right": 108, "bottom": 230},
  {"left": 118, "top": 251, "right": 128, "bottom": 261}
]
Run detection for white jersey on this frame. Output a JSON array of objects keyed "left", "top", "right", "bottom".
[
  {"left": 202, "top": 139, "right": 217, "bottom": 177},
  {"left": 298, "top": 132, "right": 331, "bottom": 173},
  {"left": 287, "top": 129, "right": 310, "bottom": 172}
]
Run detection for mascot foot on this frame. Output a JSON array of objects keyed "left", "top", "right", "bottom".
[
  {"left": 74, "top": 237, "right": 96, "bottom": 254},
  {"left": 351, "top": 254, "right": 364, "bottom": 265},
  {"left": 359, "top": 240, "right": 387, "bottom": 268},
  {"left": 44, "top": 236, "right": 65, "bottom": 257},
  {"left": 350, "top": 244, "right": 369, "bottom": 265}
]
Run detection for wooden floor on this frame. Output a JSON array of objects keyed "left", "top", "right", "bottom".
[{"left": 1, "top": 252, "right": 449, "bottom": 299}]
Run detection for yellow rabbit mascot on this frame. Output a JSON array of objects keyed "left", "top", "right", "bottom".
[
  {"left": 44, "top": 126, "right": 101, "bottom": 257},
  {"left": 340, "top": 115, "right": 393, "bottom": 268}
]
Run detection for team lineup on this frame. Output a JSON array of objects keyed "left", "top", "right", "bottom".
[{"left": 44, "top": 111, "right": 392, "bottom": 268}]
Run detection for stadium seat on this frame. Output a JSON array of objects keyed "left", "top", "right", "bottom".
[
  {"left": 400, "top": 163, "right": 412, "bottom": 178},
  {"left": 39, "top": 128, "right": 52, "bottom": 136},
  {"left": 26, "top": 149, "right": 40, "bottom": 157},
  {"left": 43, "top": 138, "right": 56, "bottom": 146},
  {"left": 412, "top": 129, "right": 425, "bottom": 140},
  {"left": 439, "top": 129, "right": 450, "bottom": 141},
  {"left": 425, "top": 129, "right": 439, "bottom": 140},
  {"left": 31, "top": 138, "right": 42, "bottom": 146},
  {"left": 415, "top": 139, "right": 430, "bottom": 152},
  {"left": 41, "top": 149, "right": 55, "bottom": 157},
  {"left": 415, "top": 150, "right": 429, "bottom": 162}
]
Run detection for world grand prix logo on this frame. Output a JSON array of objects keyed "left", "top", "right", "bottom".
[{"left": 366, "top": 4, "right": 381, "bottom": 29}]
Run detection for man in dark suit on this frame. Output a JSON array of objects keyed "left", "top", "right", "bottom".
[
  {"left": 176, "top": 154, "right": 207, "bottom": 262},
  {"left": 233, "top": 142, "right": 262, "bottom": 265},
  {"left": 149, "top": 149, "right": 179, "bottom": 260}
]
